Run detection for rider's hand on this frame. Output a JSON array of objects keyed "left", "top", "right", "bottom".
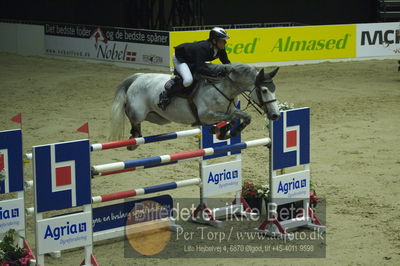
[{"left": 216, "top": 69, "right": 228, "bottom": 77}]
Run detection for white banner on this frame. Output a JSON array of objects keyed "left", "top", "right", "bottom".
[
  {"left": 357, "top": 22, "right": 400, "bottom": 57},
  {"left": 202, "top": 160, "right": 242, "bottom": 197},
  {"left": 36, "top": 211, "right": 92, "bottom": 254},
  {"left": 44, "top": 23, "right": 169, "bottom": 66},
  {"left": 271, "top": 169, "right": 310, "bottom": 204}
]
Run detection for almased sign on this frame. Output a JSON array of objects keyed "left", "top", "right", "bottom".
[{"left": 169, "top": 24, "right": 356, "bottom": 64}]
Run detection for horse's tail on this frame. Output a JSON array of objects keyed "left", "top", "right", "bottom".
[{"left": 109, "top": 73, "right": 142, "bottom": 141}]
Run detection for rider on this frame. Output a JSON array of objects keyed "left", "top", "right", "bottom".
[{"left": 158, "top": 27, "right": 231, "bottom": 110}]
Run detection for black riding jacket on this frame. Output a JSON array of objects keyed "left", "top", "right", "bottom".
[{"left": 174, "top": 40, "right": 230, "bottom": 76}]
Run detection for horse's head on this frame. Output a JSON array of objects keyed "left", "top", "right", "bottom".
[
  {"left": 251, "top": 68, "right": 280, "bottom": 120},
  {"left": 227, "top": 63, "right": 280, "bottom": 121}
]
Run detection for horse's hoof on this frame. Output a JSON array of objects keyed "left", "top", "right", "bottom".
[
  {"left": 126, "top": 145, "right": 138, "bottom": 151},
  {"left": 209, "top": 127, "right": 217, "bottom": 134},
  {"left": 216, "top": 133, "right": 231, "bottom": 140}
]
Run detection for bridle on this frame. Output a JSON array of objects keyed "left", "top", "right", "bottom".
[
  {"left": 209, "top": 74, "right": 277, "bottom": 115},
  {"left": 241, "top": 81, "right": 277, "bottom": 115}
]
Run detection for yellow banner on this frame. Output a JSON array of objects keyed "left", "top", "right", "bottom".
[{"left": 169, "top": 24, "right": 356, "bottom": 65}]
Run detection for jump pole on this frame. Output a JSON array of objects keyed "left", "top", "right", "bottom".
[
  {"left": 91, "top": 138, "right": 271, "bottom": 175},
  {"left": 92, "top": 178, "right": 201, "bottom": 203},
  {"left": 24, "top": 128, "right": 202, "bottom": 159}
]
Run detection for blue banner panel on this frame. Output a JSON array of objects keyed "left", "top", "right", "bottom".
[
  {"left": 272, "top": 108, "right": 310, "bottom": 170},
  {"left": 0, "top": 129, "right": 23, "bottom": 194},
  {"left": 34, "top": 140, "right": 91, "bottom": 213},
  {"left": 92, "top": 195, "right": 173, "bottom": 233}
]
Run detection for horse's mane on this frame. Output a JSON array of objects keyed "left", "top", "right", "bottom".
[
  {"left": 229, "top": 63, "right": 257, "bottom": 77},
  {"left": 198, "top": 62, "right": 257, "bottom": 83}
]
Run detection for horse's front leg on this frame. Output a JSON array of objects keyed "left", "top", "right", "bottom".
[
  {"left": 228, "top": 110, "right": 251, "bottom": 137},
  {"left": 205, "top": 110, "right": 251, "bottom": 140}
]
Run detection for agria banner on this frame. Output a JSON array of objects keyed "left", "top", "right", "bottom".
[{"left": 170, "top": 24, "right": 356, "bottom": 64}]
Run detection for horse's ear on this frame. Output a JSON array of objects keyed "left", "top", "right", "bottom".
[
  {"left": 256, "top": 68, "right": 265, "bottom": 84},
  {"left": 268, "top": 67, "right": 280, "bottom": 79}
]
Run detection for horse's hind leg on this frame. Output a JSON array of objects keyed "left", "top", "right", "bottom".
[{"left": 127, "top": 122, "right": 142, "bottom": 151}]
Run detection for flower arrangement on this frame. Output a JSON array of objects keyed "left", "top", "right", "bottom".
[
  {"left": 0, "top": 229, "right": 33, "bottom": 265},
  {"left": 241, "top": 182, "right": 269, "bottom": 199},
  {"left": 277, "top": 101, "right": 295, "bottom": 111}
]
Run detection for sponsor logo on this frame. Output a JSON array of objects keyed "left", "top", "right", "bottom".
[
  {"left": 207, "top": 169, "right": 239, "bottom": 185},
  {"left": 96, "top": 43, "right": 136, "bottom": 62},
  {"left": 272, "top": 108, "right": 310, "bottom": 170},
  {"left": 360, "top": 29, "right": 400, "bottom": 46},
  {"left": 271, "top": 34, "right": 351, "bottom": 52},
  {"left": 143, "top": 54, "right": 163, "bottom": 64},
  {"left": 225, "top": 38, "right": 259, "bottom": 54},
  {"left": 0, "top": 207, "right": 19, "bottom": 220},
  {"left": 90, "top": 27, "right": 108, "bottom": 49},
  {"left": 277, "top": 178, "right": 307, "bottom": 195},
  {"left": 34, "top": 140, "right": 91, "bottom": 213},
  {"left": 44, "top": 221, "right": 87, "bottom": 241}
]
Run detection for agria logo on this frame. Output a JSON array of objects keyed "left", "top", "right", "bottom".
[
  {"left": 0, "top": 207, "right": 19, "bottom": 220},
  {"left": 207, "top": 169, "right": 239, "bottom": 185},
  {"left": 44, "top": 221, "right": 87, "bottom": 241},
  {"left": 277, "top": 178, "right": 307, "bottom": 195}
]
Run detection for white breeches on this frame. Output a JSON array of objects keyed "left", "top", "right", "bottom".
[{"left": 173, "top": 55, "right": 193, "bottom": 87}]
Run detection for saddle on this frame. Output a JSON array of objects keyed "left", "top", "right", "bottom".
[{"left": 164, "top": 74, "right": 202, "bottom": 126}]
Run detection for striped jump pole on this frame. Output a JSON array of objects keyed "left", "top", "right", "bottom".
[
  {"left": 24, "top": 128, "right": 202, "bottom": 159},
  {"left": 90, "top": 128, "right": 201, "bottom": 151},
  {"left": 92, "top": 178, "right": 201, "bottom": 203},
  {"left": 96, "top": 157, "right": 201, "bottom": 176},
  {"left": 26, "top": 178, "right": 201, "bottom": 212},
  {"left": 92, "top": 138, "right": 271, "bottom": 175}
]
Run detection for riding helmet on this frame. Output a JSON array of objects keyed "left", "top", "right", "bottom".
[{"left": 209, "top": 27, "right": 230, "bottom": 40}]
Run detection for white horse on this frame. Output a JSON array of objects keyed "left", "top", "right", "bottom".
[{"left": 110, "top": 63, "right": 280, "bottom": 149}]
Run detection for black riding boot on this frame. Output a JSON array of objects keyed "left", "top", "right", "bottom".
[{"left": 158, "top": 79, "right": 184, "bottom": 110}]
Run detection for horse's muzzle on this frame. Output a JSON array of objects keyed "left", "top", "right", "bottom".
[{"left": 269, "top": 113, "right": 280, "bottom": 121}]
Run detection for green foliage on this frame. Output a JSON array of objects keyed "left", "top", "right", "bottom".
[{"left": 0, "top": 229, "right": 26, "bottom": 263}]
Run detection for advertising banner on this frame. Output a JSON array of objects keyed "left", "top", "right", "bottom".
[
  {"left": 0, "top": 197, "right": 25, "bottom": 234},
  {"left": 93, "top": 195, "right": 173, "bottom": 233},
  {"left": 271, "top": 108, "right": 310, "bottom": 171},
  {"left": 44, "top": 23, "right": 170, "bottom": 66},
  {"left": 0, "top": 129, "right": 23, "bottom": 194},
  {"left": 202, "top": 160, "right": 242, "bottom": 197},
  {"left": 170, "top": 24, "right": 356, "bottom": 64},
  {"left": 357, "top": 22, "right": 400, "bottom": 57},
  {"left": 271, "top": 169, "right": 310, "bottom": 204},
  {"left": 36, "top": 211, "right": 92, "bottom": 254},
  {"left": 33, "top": 140, "right": 91, "bottom": 213}
]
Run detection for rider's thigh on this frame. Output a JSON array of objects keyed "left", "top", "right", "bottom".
[{"left": 173, "top": 56, "right": 193, "bottom": 87}]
